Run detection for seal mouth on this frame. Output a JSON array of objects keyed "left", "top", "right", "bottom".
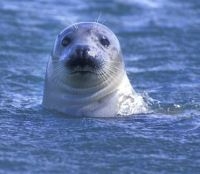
[
  {"left": 66, "top": 57, "right": 103, "bottom": 76},
  {"left": 69, "top": 67, "right": 98, "bottom": 75},
  {"left": 70, "top": 70, "right": 94, "bottom": 75}
]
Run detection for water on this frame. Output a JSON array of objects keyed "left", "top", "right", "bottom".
[{"left": 0, "top": 0, "right": 200, "bottom": 173}]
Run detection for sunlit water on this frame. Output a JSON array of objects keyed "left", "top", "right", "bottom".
[{"left": 0, "top": 0, "right": 200, "bottom": 173}]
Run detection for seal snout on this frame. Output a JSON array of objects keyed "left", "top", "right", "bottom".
[{"left": 66, "top": 45, "right": 102, "bottom": 72}]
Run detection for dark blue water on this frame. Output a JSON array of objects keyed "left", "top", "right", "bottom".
[{"left": 0, "top": 0, "right": 200, "bottom": 173}]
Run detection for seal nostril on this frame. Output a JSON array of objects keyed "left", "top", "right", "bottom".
[{"left": 76, "top": 46, "right": 90, "bottom": 59}]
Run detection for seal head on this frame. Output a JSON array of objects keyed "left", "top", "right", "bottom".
[
  {"left": 43, "top": 22, "right": 147, "bottom": 117},
  {"left": 51, "top": 22, "right": 124, "bottom": 88}
]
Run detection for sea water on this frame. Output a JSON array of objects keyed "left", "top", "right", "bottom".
[{"left": 0, "top": 0, "right": 199, "bottom": 173}]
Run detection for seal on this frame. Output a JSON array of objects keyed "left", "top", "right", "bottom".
[{"left": 43, "top": 22, "right": 147, "bottom": 117}]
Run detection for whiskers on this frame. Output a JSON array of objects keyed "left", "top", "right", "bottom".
[
  {"left": 96, "top": 12, "right": 102, "bottom": 23},
  {"left": 93, "top": 12, "right": 106, "bottom": 30},
  {"left": 95, "top": 63, "right": 122, "bottom": 86},
  {"left": 50, "top": 57, "right": 123, "bottom": 90},
  {"left": 73, "top": 23, "right": 78, "bottom": 30},
  {"left": 50, "top": 63, "right": 66, "bottom": 87}
]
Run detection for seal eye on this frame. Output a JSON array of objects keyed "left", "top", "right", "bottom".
[
  {"left": 99, "top": 36, "right": 110, "bottom": 48},
  {"left": 62, "top": 36, "right": 71, "bottom": 47}
]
